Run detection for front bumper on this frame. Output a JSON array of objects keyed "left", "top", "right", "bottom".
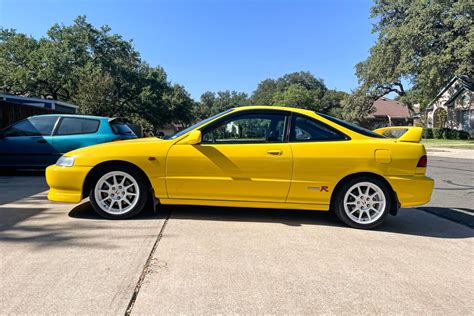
[
  {"left": 46, "top": 165, "right": 92, "bottom": 203},
  {"left": 386, "top": 175, "right": 434, "bottom": 208}
]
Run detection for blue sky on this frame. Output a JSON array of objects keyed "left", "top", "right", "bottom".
[{"left": 0, "top": 0, "right": 376, "bottom": 99}]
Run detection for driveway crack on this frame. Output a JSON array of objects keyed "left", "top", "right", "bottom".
[{"left": 125, "top": 209, "right": 171, "bottom": 315}]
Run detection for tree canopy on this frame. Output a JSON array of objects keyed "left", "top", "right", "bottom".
[
  {"left": 194, "top": 71, "right": 347, "bottom": 118},
  {"left": 0, "top": 16, "right": 194, "bottom": 130},
  {"left": 343, "top": 0, "right": 473, "bottom": 122}
]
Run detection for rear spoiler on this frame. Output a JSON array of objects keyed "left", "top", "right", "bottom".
[
  {"left": 108, "top": 117, "right": 128, "bottom": 124},
  {"left": 373, "top": 126, "right": 423, "bottom": 143}
]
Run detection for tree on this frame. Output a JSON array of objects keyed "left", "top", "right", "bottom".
[
  {"left": 251, "top": 71, "right": 327, "bottom": 105},
  {"left": 250, "top": 71, "right": 346, "bottom": 115},
  {"left": 341, "top": 88, "right": 377, "bottom": 124},
  {"left": 272, "top": 83, "right": 318, "bottom": 109},
  {"left": 164, "top": 84, "right": 195, "bottom": 128},
  {"left": 320, "top": 89, "right": 348, "bottom": 115},
  {"left": 0, "top": 29, "right": 39, "bottom": 96},
  {"left": 347, "top": 0, "right": 473, "bottom": 120},
  {"left": 194, "top": 90, "right": 249, "bottom": 118},
  {"left": 251, "top": 79, "right": 277, "bottom": 105},
  {"left": 0, "top": 16, "right": 194, "bottom": 130}
]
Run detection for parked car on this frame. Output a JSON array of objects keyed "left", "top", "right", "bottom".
[
  {"left": 0, "top": 114, "right": 136, "bottom": 168},
  {"left": 46, "top": 106, "right": 434, "bottom": 229}
]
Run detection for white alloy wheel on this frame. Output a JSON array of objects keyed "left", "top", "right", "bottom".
[
  {"left": 343, "top": 181, "right": 386, "bottom": 225},
  {"left": 93, "top": 171, "right": 140, "bottom": 215}
]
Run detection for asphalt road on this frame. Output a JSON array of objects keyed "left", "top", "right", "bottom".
[
  {"left": 0, "top": 156, "right": 472, "bottom": 314},
  {"left": 422, "top": 156, "right": 474, "bottom": 227}
]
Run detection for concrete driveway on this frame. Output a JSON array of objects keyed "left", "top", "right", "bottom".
[{"left": 0, "top": 156, "right": 472, "bottom": 314}]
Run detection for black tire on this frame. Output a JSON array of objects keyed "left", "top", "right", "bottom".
[
  {"left": 89, "top": 165, "right": 149, "bottom": 219},
  {"left": 333, "top": 176, "right": 392, "bottom": 229}
]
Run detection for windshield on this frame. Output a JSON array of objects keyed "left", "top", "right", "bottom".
[
  {"left": 317, "top": 112, "right": 385, "bottom": 138},
  {"left": 169, "top": 109, "right": 234, "bottom": 139}
]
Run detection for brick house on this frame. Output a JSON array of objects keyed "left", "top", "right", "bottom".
[{"left": 425, "top": 76, "right": 473, "bottom": 136}]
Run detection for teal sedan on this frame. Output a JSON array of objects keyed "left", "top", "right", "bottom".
[{"left": 0, "top": 115, "right": 136, "bottom": 168}]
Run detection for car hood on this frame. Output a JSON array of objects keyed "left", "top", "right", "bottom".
[{"left": 64, "top": 137, "right": 169, "bottom": 158}]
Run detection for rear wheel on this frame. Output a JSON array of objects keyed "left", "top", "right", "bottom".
[
  {"left": 89, "top": 167, "right": 149, "bottom": 219},
  {"left": 333, "top": 177, "right": 391, "bottom": 229}
]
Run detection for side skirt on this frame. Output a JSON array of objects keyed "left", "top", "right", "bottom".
[{"left": 159, "top": 198, "right": 330, "bottom": 211}]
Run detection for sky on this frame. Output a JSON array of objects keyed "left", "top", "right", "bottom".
[{"left": 0, "top": 0, "right": 377, "bottom": 100}]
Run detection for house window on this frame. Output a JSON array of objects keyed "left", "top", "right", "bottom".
[{"left": 459, "top": 110, "right": 469, "bottom": 130}]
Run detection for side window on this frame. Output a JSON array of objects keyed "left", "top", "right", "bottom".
[
  {"left": 56, "top": 118, "right": 100, "bottom": 135},
  {"left": 3, "top": 116, "right": 58, "bottom": 137},
  {"left": 202, "top": 113, "right": 287, "bottom": 143},
  {"left": 290, "top": 115, "right": 346, "bottom": 142}
]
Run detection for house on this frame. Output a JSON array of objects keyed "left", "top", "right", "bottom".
[
  {"left": 366, "top": 97, "right": 413, "bottom": 129},
  {"left": 0, "top": 94, "right": 78, "bottom": 114},
  {"left": 0, "top": 94, "right": 79, "bottom": 128},
  {"left": 425, "top": 76, "right": 473, "bottom": 136}
]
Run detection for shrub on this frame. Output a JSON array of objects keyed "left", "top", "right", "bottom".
[
  {"left": 423, "top": 128, "right": 433, "bottom": 139},
  {"left": 432, "top": 128, "right": 443, "bottom": 139},
  {"left": 457, "top": 130, "right": 470, "bottom": 140},
  {"left": 442, "top": 128, "right": 456, "bottom": 139}
]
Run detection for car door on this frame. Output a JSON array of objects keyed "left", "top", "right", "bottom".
[
  {"left": 286, "top": 114, "right": 350, "bottom": 205},
  {"left": 0, "top": 116, "right": 59, "bottom": 167},
  {"left": 166, "top": 110, "right": 293, "bottom": 202},
  {"left": 51, "top": 117, "right": 101, "bottom": 155}
]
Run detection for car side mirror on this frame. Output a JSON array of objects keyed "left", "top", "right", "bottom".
[{"left": 177, "top": 130, "right": 202, "bottom": 145}]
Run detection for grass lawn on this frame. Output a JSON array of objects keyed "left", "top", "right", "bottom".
[{"left": 422, "top": 139, "right": 474, "bottom": 149}]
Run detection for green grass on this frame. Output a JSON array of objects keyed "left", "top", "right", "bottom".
[{"left": 422, "top": 139, "right": 474, "bottom": 149}]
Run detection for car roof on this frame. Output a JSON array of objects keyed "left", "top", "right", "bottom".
[
  {"left": 30, "top": 114, "right": 110, "bottom": 120},
  {"left": 232, "top": 105, "right": 316, "bottom": 116}
]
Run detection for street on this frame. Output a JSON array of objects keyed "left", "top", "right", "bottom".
[{"left": 0, "top": 156, "right": 472, "bottom": 314}]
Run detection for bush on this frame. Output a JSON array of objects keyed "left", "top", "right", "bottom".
[
  {"left": 423, "top": 128, "right": 433, "bottom": 139},
  {"left": 432, "top": 128, "right": 444, "bottom": 139},
  {"left": 423, "top": 127, "right": 470, "bottom": 140},
  {"left": 442, "top": 128, "right": 457, "bottom": 139},
  {"left": 457, "top": 130, "right": 470, "bottom": 140}
]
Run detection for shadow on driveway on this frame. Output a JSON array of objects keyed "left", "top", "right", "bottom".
[
  {"left": 70, "top": 202, "right": 473, "bottom": 239},
  {"left": 0, "top": 170, "right": 47, "bottom": 206}
]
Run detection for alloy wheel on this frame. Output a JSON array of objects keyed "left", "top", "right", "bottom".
[
  {"left": 343, "top": 182, "right": 386, "bottom": 225},
  {"left": 93, "top": 171, "right": 140, "bottom": 215}
]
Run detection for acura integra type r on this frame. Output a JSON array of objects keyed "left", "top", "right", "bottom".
[{"left": 46, "top": 106, "right": 434, "bottom": 229}]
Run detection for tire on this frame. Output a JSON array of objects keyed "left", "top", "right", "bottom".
[
  {"left": 333, "top": 176, "right": 392, "bottom": 229},
  {"left": 89, "top": 166, "right": 149, "bottom": 219}
]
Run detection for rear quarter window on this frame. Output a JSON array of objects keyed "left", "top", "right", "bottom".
[
  {"left": 56, "top": 118, "right": 100, "bottom": 135},
  {"left": 110, "top": 122, "right": 135, "bottom": 136}
]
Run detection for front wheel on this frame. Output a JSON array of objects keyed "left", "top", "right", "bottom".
[
  {"left": 333, "top": 177, "right": 392, "bottom": 229},
  {"left": 89, "top": 167, "right": 149, "bottom": 219}
]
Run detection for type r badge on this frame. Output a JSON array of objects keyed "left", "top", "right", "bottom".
[{"left": 307, "top": 186, "right": 329, "bottom": 192}]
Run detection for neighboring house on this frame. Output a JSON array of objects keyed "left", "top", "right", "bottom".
[
  {"left": 425, "top": 76, "right": 473, "bottom": 136},
  {"left": 0, "top": 94, "right": 78, "bottom": 114},
  {"left": 0, "top": 94, "right": 78, "bottom": 129},
  {"left": 366, "top": 97, "right": 413, "bottom": 129}
]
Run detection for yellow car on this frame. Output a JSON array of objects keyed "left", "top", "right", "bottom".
[{"left": 46, "top": 106, "right": 434, "bottom": 229}]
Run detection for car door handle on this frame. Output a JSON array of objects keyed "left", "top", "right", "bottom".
[
  {"left": 37, "top": 139, "right": 47, "bottom": 144},
  {"left": 267, "top": 150, "right": 283, "bottom": 156}
]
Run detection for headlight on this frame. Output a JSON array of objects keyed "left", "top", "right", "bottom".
[{"left": 56, "top": 156, "right": 75, "bottom": 167}]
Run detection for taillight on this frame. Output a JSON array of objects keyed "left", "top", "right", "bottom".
[{"left": 417, "top": 155, "right": 427, "bottom": 168}]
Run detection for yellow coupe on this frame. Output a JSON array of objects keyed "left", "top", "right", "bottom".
[{"left": 46, "top": 106, "right": 434, "bottom": 229}]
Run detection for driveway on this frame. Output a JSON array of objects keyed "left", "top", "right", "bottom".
[{"left": 0, "top": 156, "right": 472, "bottom": 314}]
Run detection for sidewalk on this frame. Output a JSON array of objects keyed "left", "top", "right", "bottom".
[{"left": 426, "top": 147, "right": 473, "bottom": 160}]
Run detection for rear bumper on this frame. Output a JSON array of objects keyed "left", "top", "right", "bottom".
[
  {"left": 46, "top": 165, "right": 92, "bottom": 203},
  {"left": 386, "top": 175, "right": 434, "bottom": 207}
]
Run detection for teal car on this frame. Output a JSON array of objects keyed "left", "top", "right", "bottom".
[{"left": 0, "top": 115, "right": 136, "bottom": 168}]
